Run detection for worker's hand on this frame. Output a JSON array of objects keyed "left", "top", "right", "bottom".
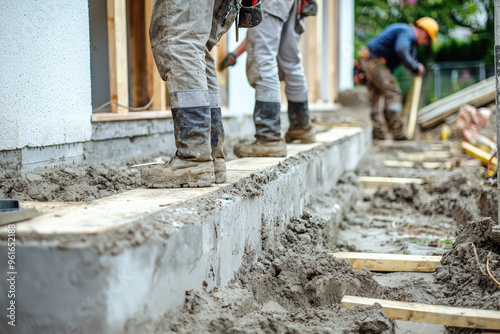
[
  {"left": 219, "top": 53, "right": 237, "bottom": 71},
  {"left": 417, "top": 63, "right": 425, "bottom": 76}
]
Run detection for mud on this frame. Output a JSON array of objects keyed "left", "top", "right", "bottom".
[
  {"left": 0, "top": 164, "right": 143, "bottom": 202},
  {"left": 129, "top": 206, "right": 396, "bottom": 334}
]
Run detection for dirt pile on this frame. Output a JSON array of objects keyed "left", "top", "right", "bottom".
[
  {"left": 435, "top": 217, "right": 500, "bottom": 310},
  {"left": 148, "top": 287, "right": 394, "bottom": 334},
  {"left": 371, "top": 168, "right": 498, "bottom": 225},
  {"left": 0, "top": 164, "right": 141, "bottom": 201},
  {"left": 133, "top": 208, "right": 396, "bottom": 334}
]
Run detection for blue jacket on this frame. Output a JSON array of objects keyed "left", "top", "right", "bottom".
[{"left": 366, "top": 23, "right": 419, "bottom": 74}]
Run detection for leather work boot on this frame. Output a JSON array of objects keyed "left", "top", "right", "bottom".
[
  {"left": 141, "top": 106, "right": 215, "bottom": 188},
  {"left": 285, "top": 101, "right": 316, "bottom": 143},
  {"left": 234, "top": 139, "right": 287, "bottom": 158},
  {"left": 385, "top": 109, "right": 407, "bottom": 141},
  {"left": 141, "top": 157, "right": 215, "bottom": 188},
  {"left": 234, "top": 101, "right": 287, "bottom": 157},
  {"left": 211, "top": 107, "right": 227, "bottom": 183}
]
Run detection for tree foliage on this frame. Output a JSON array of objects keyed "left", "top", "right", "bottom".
[{"left": 355, "top": 0, "right": 493, "bottom": 44}]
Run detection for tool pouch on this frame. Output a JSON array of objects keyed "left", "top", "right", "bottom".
[
  {"left": 301, "top": 0, "right": 317, "bottom": 17},
  {"left": 238, "top": 0, "right": 262, "bottom": 28}
]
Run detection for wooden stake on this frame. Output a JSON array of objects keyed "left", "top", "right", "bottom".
[
  {"left": 341, "top": 296, "right": 500, "bottom": 330},
  {"left": 332, "top": 252, "right": 441, "bottom": 272},
  {"left": 384, "top": 160, "right": 415, "bottom": 168},
  {"left": 406, "top": 75, "right": 423, "bottom": 139},
  {"left": 107, "top": 0, "right": 129, "bottom": 113}
]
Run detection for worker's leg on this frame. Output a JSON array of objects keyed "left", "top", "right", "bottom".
[
  {"left": 143, "top": 0, "right": 218, "bottom": 187},
  {"left": 364, "top": 59, "right": 387, "bottom": 140},
  {"left": 234, "top": 11, "right": 287, "bottom": 157},
  {"left": 367, "top": 84, "right": 386, "bottom": 140},
  {"left": 205, "top": 49, "right": 227, "bottom": 183},
  {"left": 278, "top": 5, "right": 315, "bottom": 144},
  {"left": 205, "top": 0, "right": 238, "bottom": 183}
]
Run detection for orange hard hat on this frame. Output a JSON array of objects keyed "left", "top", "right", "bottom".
[{"left": 416, "top": 17, "right": 439, "bottom": 42}]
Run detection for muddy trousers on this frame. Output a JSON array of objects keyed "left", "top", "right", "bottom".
[
  {"left": 364, "top": 58, "right": 405, "bottom": 139},
  {"left": 246, "top": 3, "right": 308, "bottom": 103},
  {"left": 149, "top": 0, "right": 237, "bottom": 161}
]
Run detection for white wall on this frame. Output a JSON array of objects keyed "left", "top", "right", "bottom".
[
  {"left": 0, "top": 1, "right": 92, "bottom": 151},
  {"left": 227, "top": 28, "right": 255, "bottom": 117},
  {"left": 338, "top": 0, "right": 354, "bottom": 91}
]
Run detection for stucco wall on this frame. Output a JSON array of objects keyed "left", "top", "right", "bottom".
[{"left": 0, "top": 1, "right": 92, "bottom": 151}]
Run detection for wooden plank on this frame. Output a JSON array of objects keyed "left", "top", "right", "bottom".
[
  {"left": 107, "top": 0, "right": 129, "bottom": 114},
  {"left": 128, "top": 0, "right": 147, "bottom": 108},
  {"left": 358, "top": 176, "right": 424, "bottom": 186},
  {"left": 384, "top": 160, "right": 415, "bottom": 168},
  {"left": 462, "top": 142, "right": 498, "bottom": 169},
  {"left": 417, "top": 77, "right": 495, "bottom": 129},
  {"left": 145, "top": 0, "right": 167, "bottom": 110},
  {"left": 92, "top": 110, "right": 171, "bottom": 122},
  {"left": 402, "top": 78, "right": 415, "bottom": 118},
  {"left": 332, "top": 252, "right": 441, "bottom": 272},
  {"left": 406, "top": 75, "right": 423, "bottom": 139},
  {"left": 341, "top": 296, "right": 500, "bottom": 330}
]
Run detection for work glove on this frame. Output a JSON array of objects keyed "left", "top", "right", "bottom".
[{"left": 219, "top": 53, "right": 237, "bottom": 71}]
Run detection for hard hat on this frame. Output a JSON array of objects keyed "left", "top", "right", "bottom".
[{"left": 415, "top": 17, "right": 439, "bottom": 42}]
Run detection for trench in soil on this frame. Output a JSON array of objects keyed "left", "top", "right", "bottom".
[{"left": 124, "top": 140, "right": 500, "bottom": 334}]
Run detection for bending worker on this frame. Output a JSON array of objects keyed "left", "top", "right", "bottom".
[
  {"left": 231, "top": 0, "right": 317, "bottom": 158},
  {"left": 141, "top": 1, "right": 261, "bottom": 188},
  {"left": 363, "top": 17, "right": 439, "bottom": 140}
]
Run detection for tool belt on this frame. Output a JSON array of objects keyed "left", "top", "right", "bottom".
[
  {"left": 295, "top": 0, "right": 317, "bottom": 34},
  {"left": 239, "top": 0, "right": 263, "bottom": 28}
]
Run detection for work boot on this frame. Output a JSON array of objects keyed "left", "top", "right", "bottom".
[
  {"left": 211, "top": 107, "right": 227, "bottom": 183},
  {"left": 284, "top": 101, "right": 316, "bottom": 144},
  {"left": 370, "top": 111, "right": 386, "bottom": 140},
  {"left": 141, "top": 106, "right": 215, "bottom": 188},
  {"left": 234, "top": 101, "right": 287, "bottom": 157},
  {"left": 234, "top": 139, "right": 287, "bottom": 157},
  {"left": 385, "top": 109, "right": 407, "bottom": 141}
]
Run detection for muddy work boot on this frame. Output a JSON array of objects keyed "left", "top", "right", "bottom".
[
  {"left": 385, "top": 109, "right": 407, "bottom": 141},
  {"left": 141, "top": 106, "right": 215, "bottom": 188},
  {"left": 141, "top": 157, "right": 214, "bottom": 188},
  {"left": 211, "top": 107, "right": 227, "bottom": 183},
  {"left": 234, "top": 101, "right": 287, "bottom": 157},
  {"left": 234, "top": 139, "right": 287, "bottom": 157},
  {"left": 284, "top": 101, "right": 316, "bottom": 143}
]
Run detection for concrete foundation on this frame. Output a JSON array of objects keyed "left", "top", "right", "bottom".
[{"left": 0, "top": 126, "right": 370, "bottom": 334}]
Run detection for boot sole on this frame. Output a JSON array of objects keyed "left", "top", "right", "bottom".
[
  {"left": 143, "top": 173, "right": 214, "bottom": 188},
  {"left": 214, "top": 159, "right": 227, "bottom": 184}
]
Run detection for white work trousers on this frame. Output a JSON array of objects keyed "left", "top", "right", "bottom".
[
  {"left": 246, "top": 0, "right": 308, "bottom": 103},
  {"left": 150, "top": 0, "right": 237, "bottom": 109}
]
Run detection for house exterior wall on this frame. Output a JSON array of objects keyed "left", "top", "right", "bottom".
[{"left": 0, "top": 1, "right": 92, "bottom": 151}]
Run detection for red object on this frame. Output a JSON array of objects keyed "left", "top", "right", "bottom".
[{"left": 252, "top": 0, "right": 258, "bottom": 5}]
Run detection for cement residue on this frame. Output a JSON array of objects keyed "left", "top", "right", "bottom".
[
  {"left": 371, "top": 168, "right": 497, "bottom": 226},
  {"left": 143, "top": 287, "right": 394, "bottom": 334},
  {"left": 133, "top": 208, "right": 395, "bottom": 334},
  {"left": 337, "top": 87, "right": 369, "bottom": 107},
  {"left": 0, "top": 164, "right": 141, "bottom": 202}
]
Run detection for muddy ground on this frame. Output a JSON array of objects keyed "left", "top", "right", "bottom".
[{"left": 129, "top": 139, "right": 500, "bottom": 334}]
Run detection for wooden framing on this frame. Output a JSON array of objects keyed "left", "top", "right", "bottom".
[
  {"left": 332, "top": 252, "right": 441, "bottom": 272},
  {"left": 145, "top": 0, "right": 167, "bottom": 111},
  {"left": 341, "top": 296, "right": 500, "bottom": 330},
  {"left": 107, "top": 0, "right": 129, "bottom": 113}
]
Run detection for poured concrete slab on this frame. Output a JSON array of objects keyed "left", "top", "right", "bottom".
[{"left": 0, "top": 126, "right": 372, "bottom": 334}]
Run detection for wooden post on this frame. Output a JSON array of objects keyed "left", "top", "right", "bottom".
[
  {"left": 145, "top": 0, "right": 167, "bottom": 110},
  {"left": 128, "top": 0, "right": 147, "bottom": 108},
  {"left": 327, "top": 0, "right": 339, "bottom": 103},
  {"left": 107, "top": 0, "right": 129, "bottom": 113}
]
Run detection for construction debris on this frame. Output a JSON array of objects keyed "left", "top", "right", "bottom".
[{"left": 418, "top": 76, "right": 495, "bottom": 129}]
